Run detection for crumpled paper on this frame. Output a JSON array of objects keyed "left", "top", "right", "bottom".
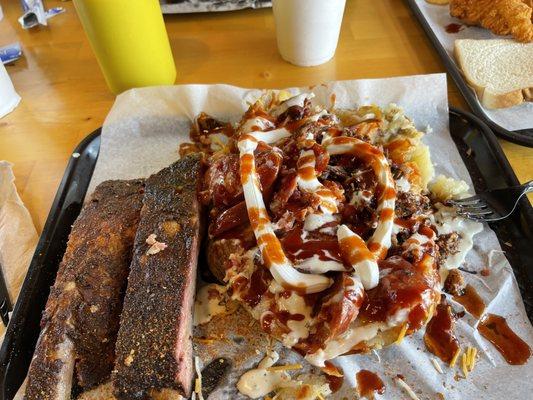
[
  {"left": 0, "top": 161, "right": 38, "bottom": 343},
  {"left": 413, "top": 0, "right": 533, "bottom": 132},
  {"left": 84, "top": 74, "right": 533, "bottom": 399}
]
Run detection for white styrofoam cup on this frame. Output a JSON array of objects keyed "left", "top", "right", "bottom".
[
  {"left": 0, "top": 62, "right": 21, "bottom": 118},
  {"left": 272, "top": 0, "right": 346, "bottom": 67}
]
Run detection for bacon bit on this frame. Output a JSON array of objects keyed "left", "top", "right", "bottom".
[
  {"left": 266, "top": 363, "right": 303, "bottom": 372},
  {"left": 145, "top": 234, "right": 168, "bottom": 255},
  {"left": 480, "top": 268, "right": 490, "bottom": 277}
]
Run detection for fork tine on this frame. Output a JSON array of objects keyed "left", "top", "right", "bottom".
[
  {"left": 455, "top": 204, "right": 490, "bottom": 213},
  {"left": 462, "top": 213, "right": 499, "bottom": 222},
  {"left": 448, "top": 195, "right": 481, "bottom": 205},
  {"left": 453, "top": 202, "right": 488, "bottom": 211},
  {"left": 458, "top": 209, "right": 494, "bottom": 217}
]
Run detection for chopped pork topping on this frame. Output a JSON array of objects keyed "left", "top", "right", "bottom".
[
  {"left": 188, "top": 92, "right": 480, "bottom": 369},
  {"left": 443, "top": 268, "right": 466, "bottom": 297}
]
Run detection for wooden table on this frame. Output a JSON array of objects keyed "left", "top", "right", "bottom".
[{"left": 0, "top": 0, "right": 531, "bottom": 232}]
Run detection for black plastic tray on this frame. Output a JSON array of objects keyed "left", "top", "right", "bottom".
[
  {"left": 406, "top": 0, "right": 533, "bottom": 147},
  {"left": 0, "top": 129, "right": 101, "bottom": 399},
  {"left": 1, "top": 110, "right": 532, "bottom": 399}
]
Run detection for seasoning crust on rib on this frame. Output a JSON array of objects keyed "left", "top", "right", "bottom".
[
  {"left": 24, "top": 179, "right": 145, "bottom": 400},
  {"left": 113, "top": 154, "right": 204, "bottom": 399}
]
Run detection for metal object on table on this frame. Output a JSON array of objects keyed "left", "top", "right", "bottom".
[
  {"left": 160, "top": 0, "right": 271, "bottom": 14},
  {"left": 450, "top": 181, "right": 533, "bottom": 222},
  {"left": 0, "top": 262, "right": 12, "bottom": 327},
  {"left": 18, "top": 0, "right": 65, "bottom": 29}
]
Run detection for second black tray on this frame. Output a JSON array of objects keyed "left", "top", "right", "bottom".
[
  {"left": 406, "top": 0, "right": 533, "bottom": 147},
  {"left": 1, "top": 110, "right": 532, "bottom": 399}
]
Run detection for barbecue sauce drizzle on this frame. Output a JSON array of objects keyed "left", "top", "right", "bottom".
[{"left": 445, "top": 23, "right": 464, "bottom": 33}]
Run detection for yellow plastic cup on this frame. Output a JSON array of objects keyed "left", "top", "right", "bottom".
[{"left": 73, "top": 0, "right": 176, "bottom": 94}]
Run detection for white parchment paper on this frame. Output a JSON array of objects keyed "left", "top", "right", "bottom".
[
  {"left": 89, "top": 74, "right": 533, "bottom": 399},
  {"left": 413, "top": 0, "right": 533, "bottom": 131}
]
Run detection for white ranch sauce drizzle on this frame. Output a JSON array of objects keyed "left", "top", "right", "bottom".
[
  {"left": 193, "top": 284, "right": 227, "bottom": 326},
  {"left": 431, "top": 205, "right": 483, "bottom": 281},
  {"left": 236, "top": 351, "right": 292, "bottom": 399}
]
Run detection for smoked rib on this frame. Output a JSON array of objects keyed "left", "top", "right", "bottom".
[
  {"left": 113, "top": 154, "right": 204, "bottom": 399},
  {"left": 24, "top": 179, "right": 145, "bottom": 400}
]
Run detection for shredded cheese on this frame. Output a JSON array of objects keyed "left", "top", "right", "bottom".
[
  {"left": 267, "top": 364, "right": 303, "bottom": 372},
  {"left": 194, "top": 356, "right": 204, "bottom": 400},
  {"left": 461, "top": 353, "right": 469, "bottom": 378},
  {"left": 471, "top": 347, "right": 478, "bottom": 371},
  {"left": 431, "top": 358, "right": 444, "bottom": 374},
  {"left": 396, "top": 377, "right": 421, "bottom": 400},
  {"left": 395, "top": 324, "right": 409, "bottom": 345},
  {"left": 193, "top": 337, "right": 216, "bottom": 344},
  {"left": 449, "top": 348, "right": 461, "bottom": 368},
  {"left": 464, "top": 346, "right": 478, "bottom": 372}
]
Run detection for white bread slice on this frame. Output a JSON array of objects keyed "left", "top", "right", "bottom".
[{"left": 454, "top": 39, "right": 533, "bottom": 109}]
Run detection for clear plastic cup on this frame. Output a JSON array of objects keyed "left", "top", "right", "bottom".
[{"left": 272, "top": 0, "right": 346, "bottom": 67}]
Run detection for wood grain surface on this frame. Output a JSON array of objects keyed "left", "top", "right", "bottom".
[{"left": 0, "top": 0, "right": 531, "bottom": 232}]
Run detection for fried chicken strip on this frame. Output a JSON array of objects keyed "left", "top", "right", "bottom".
[{"left": 450, "top": 0, "right": 533, "bottom": 42}]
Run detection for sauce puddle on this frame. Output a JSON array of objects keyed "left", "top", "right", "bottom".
[
  {"left": 479, "top": 314, "right": 532, "bottom": 365},
  {"left": 424, "top": 301, "right": 460, "bottom": 363},
  {"left": 445, "top": 23, "right": 464, "bottom": 33},
  {"left": 356, "top": 370, "right": 385, "bottom": 399},
  {"left": 452, "top": 284, "right": 531, "bottom": 365},
  {"left": 453, "top": 284, "right": 486, "bottom": 319}
]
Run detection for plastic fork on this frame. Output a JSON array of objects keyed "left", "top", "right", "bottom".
[{"left": 448, "top": 181, "right": 533, "bottom": 222}]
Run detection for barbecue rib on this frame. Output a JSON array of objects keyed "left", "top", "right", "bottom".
[
  {"left": 113, "top": 154, "right": 204, "bottom": 399},
  {"left": 24, "top": 179, "right": 145, "bottom": 400}
]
